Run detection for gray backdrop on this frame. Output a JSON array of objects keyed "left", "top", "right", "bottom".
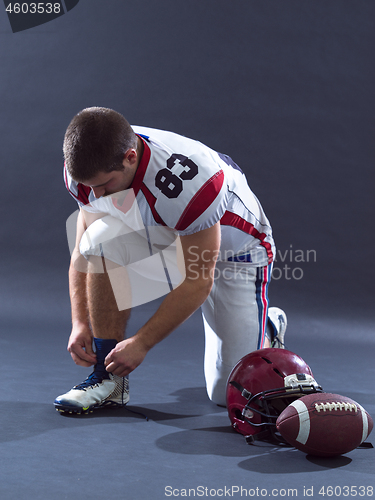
[{"left": 1, "top": 0, "right": 373, "bottom": 328}]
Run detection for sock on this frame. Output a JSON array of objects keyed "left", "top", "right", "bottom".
[{"left": 93, "top": 338, "right": 118, "bottom": 378}]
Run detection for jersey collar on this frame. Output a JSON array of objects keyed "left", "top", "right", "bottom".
[{"left": 130, "top": 135, "right": 151, "bottom": 196}]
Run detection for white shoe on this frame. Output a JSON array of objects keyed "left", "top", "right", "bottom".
[
  {"left": 54, "top": 371, "right": 129, "bottom": 414},
  {"left": 268, "top": 307, "right": 287, "bottom": 348}
]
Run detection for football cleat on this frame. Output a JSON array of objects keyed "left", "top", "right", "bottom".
[
  {"left": 54, "top": 371, "right": 129, "bottom": 414},
  {"left": 268, "top": 307, "right": 287, "bottom": 348}
]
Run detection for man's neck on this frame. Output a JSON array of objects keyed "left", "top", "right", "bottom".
[{"left": 135, "top": 136, "right": 144, "bottom": 169}]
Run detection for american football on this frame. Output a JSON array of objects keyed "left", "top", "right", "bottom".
[{"left": 276, "top": 393, "right": 373, "bottom": 456}]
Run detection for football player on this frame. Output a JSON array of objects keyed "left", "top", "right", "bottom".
[{"left": 54, "top": 107, "right": 287, "bottom": 413}]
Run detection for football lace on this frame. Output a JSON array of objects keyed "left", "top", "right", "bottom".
[{"left": 314, "top": 402, "right": 358, "bottom": 412}]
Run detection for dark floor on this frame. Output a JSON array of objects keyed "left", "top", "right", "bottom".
[{"left": 0, "top": 269, "right": 374, "bottom": 500}]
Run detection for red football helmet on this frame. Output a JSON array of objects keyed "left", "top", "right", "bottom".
[{"left": 226, "top": 348, "right": 323, "bottom": 443}]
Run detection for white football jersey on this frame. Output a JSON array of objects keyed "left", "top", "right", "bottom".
[{"left": 64, "top": 126, "right": 275, "bottom": 265}]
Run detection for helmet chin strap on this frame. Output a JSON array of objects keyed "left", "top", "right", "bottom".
[{"left": 229, "top": 380, "right": 251, "bottom": 400}]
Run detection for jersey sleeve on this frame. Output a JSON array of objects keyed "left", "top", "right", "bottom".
[
  {"left": 63, "top": 165, "right": 91, "bottom": 207},
  {"left": 153, "top": 151, "right": 228, "bottom": 236}
]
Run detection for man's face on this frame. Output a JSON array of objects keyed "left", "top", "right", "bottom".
[
  {"left": 82, "top": 168, "right": 133, "bottom": 198},
  {"left": 81, "top": 141, "right": 142, "bottom": 198}
]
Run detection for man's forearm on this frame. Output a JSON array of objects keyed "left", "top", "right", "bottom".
[
  {"left": 69, "top": 259, "right": 90, "bottom": 328},
  {"left": 105, "top": 277, "right": 213, "bottom": 376}
]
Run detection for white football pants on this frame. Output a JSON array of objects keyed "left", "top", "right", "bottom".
[{"left": 202, "top": 260, "right": 271, "bottom": 406}]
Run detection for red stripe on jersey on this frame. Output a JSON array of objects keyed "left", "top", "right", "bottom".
[
  {"left": 175, "top": 170, "right": 224, "bottom": 231},
  {"left": 130, "top": 137, "right": 151, "bottom": 196},
  {"left": 220, "top": 211, "right": 274, "bottom": 263},
  {"left": 140, "top": 184, "right": 167, "bottom": 226},
  {"left": 64, "top": 166, "right": 91, "bottom": 205}
]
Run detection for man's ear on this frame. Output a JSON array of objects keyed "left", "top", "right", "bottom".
[{"left": 122, "top": 148, "right": 137, "bottom": 166}]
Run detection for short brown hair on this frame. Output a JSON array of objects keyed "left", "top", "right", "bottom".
[{"left": 63, "top": 107, "right": 137, "bottom": 182}]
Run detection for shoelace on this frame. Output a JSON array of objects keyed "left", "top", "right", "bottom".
[
  {"left": 74, "top": 370, "right": 110, "bottom": 390},
  {"left": 271, "top": 335, "right": 285, "bottom": 347},
  {"left": 271, "top": 315, "right": 285, "bottom": 347}
]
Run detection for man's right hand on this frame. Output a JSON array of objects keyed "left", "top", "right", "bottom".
[{"left": 67, "top": 325, "right": 97, "bottom": 367}]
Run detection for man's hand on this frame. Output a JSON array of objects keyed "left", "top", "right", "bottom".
[
  {"left": 68, "top": 324, "right": 97, "bottom": 367},
  {"left": 104, "top": 336, "right": 148, "bottom": 377}
]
